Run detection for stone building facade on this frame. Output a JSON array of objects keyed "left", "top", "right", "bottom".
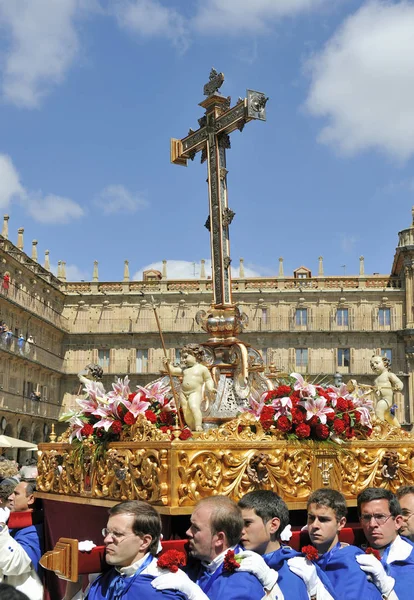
[{"left": 1, "top": 208, "right": 414, "bottom": 458}]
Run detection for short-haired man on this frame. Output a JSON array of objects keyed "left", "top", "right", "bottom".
[
  {"left": 0, "top": 481, "right": 16, "bottom": 523},
  {"left": 396, "top": 485, "right": 414, "bottom": 542},
  {"left": 184, "top": 496, "right": 273, "bottom": 600},
  {"left": 79, "top": 500, "right": 195, "bottom": 600},
  {"left": 0, "top": 482, "right": 43, "bottom": 600},
  {"left": 357, "top": 487, "right": 414, "bottom": 599},
  {"left": 239, "top": 490, "right": 335, "bottom": 599},
  {"left": 307, "top": 488, "right": 383, "bottom": 599}
]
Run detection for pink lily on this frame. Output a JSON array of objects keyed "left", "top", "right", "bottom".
[
  {"left": 241, "top": 393, "right": 266, "bottom": 417},
  {"left": 107, "top": 376, "right": 131, "bottom": 401},
  {"left": 137, "top": 379, "right": 168, "bottom": 405},
  {"left": 298, "top": 397, "right": 334, "bottom": 424},
  {"left": 82, "top": 380, "right": 107, "bottom": 404},
  {"left": 270, "top": 396, "right": 292, "bottom": 419},
  {"left": 68, "top": 416, "right": 87, "bottom": 442},
  {"left": 93, "top": 416, "right": 116, "bottom": 432},
  {"left": 123, "top": 391, "right": 150, "bottom": 418},
  {"left": 291, "top": 373, "right": 317, "bottom": 398}
]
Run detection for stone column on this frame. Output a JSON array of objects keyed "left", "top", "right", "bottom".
[
  {"left": 278, "top": 257, "right": 284, "bottom": 278},
  {"left": 318, "top": 256, "right": 324, "bottom": 277},
  {"left": 123, "top": 260, "right": 130, "bottom": 282},
  {"left": 239, "top": 258, "right": 245, "bottom": 278},
  {"left": 44, "top": 251, "right": 50, "bottom": 271},
  {"left": 359, "top": 256, "right": 365, "bottom": 276},
  {"left": 2, "top": 215, "right": 9, "bottom": 239},
  {"left": 17, "top": 227, "right": 24, "bottom": 250},
  {"left": 162, "top": 260, "right": 167, "bottom": 280},
  {"left": 31, "top": 240, "right": 38, "bottom": 262},
  {"left": 405, "top": 263, "right": 414, "bottom": 328},
  {"left": 61, "top": 261, "right": 67, "bottom": 282},
  {"left": 93, "top": 261, "right": 99, "bottom": 282},
  {"left": 200, "top": 259, "right": 206, "bottom": 279}
]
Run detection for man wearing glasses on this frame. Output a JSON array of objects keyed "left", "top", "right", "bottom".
[
  {"left": 396, "top": 486, "right": 414, "bottom": 542},
  {"left": 356, "top": 488, "right": 414, "bottom": 599}
]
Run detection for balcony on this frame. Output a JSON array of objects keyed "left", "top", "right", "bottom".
[
  {"left": 65, "top": 358, "right": 166, "bottom": 376},
  {"left": 0, "top": 282, "right": 68, "bottom": 331},
  {"left": 0, "top": 332, "right": 65, "bottom": 372},
  {"left": 247, "top": 315, "right": 402, "bottom": 332},
  {"left": 0, "top": 390, "right": 62, "bottom": 420},
  {"left": 69, "top": 317, "right": 203, "bottom": 334},
  {"left": 285, "top": 358, "right": 406, "bottom": 377}
]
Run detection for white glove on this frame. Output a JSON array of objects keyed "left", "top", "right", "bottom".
[
  {"left": 356, "top": 554, "right": 395, "bottom": 597},
  {"left": 287, "top": 556, "right": 318, "bottom": 596},
  {"left": 151, "top": 571, "right": 209, "bottom": 600},
  {"left": 236, "top": 550, "right": 278, "bottom": 591}
]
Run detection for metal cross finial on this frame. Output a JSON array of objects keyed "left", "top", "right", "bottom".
[{"left": 203, "top": 68, "right": 225, "bottom": 96}]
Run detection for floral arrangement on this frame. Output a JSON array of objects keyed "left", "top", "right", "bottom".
[
  {"left": 243, "top": 373, "right": 373, "bottom": 443},
  {"left": 223, "top": 549, "right": 241, "bottom": 573},
  {"left": 157, "top": 549, "right": 187, "bottom": 572},
  {"left": 301, "top": 545, "right": 319, "bottom": 561},
  {"left": 60, "top": 376, "right": 192, "bottom": 444}
]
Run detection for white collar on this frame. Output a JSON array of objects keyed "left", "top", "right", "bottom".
[
  {"left": 116, "top": 553, "right": 154, "bottom": 577},
  {"left": 205, "top": 545, "right": 238, "bottom": 574},
  {"left": 387, "top": 535, "right": 413, "bottom": 563}
]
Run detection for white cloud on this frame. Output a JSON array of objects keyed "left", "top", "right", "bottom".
[
  {"left": 133, "top": 259, "right": 263, "bottom": 280},
  {"left": 112, "top": 0, "right": 189, "bottom": 51},
  {"left": 25, "top": 194, "right": 85, "bottom": 224},
  {"left": 0, "top": 0, "right": 81, "bottom": 108},
  {"left": 96, "top": 184, "right": 148, "bottom": 215},
  {"left": 339, "top": 233, "right": 357, "bottom": 253},
  {"left": 0, "top": 154, "right": 25, "bottom": 209},
  {"left": 193, "top": 0, "right": 328, "bottom": 34},
  {"left": 0, "top": 153, "right": 84, "bottom": 224},
  {"left": 305, "top": 1, "right": 414, "bottom": 160}
]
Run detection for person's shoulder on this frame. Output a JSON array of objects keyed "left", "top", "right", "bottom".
[{"left": 338, "top": 544, "right": 363, "bottom": 557}]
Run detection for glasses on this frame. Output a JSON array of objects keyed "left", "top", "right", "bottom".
[
  {"left": 101, "top": 528, "right": 135, "bottom": 542},
  {"left": 401, "top": 510, "right": 414, "bottom": 520},
  {"left": 359, "top": 513, "right": 392, "bottom": 526}
]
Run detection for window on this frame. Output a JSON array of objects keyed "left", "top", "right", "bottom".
[
  {"left": 381, "top": 348, "right": 392, "bottom": 363},
  {"left": 297, "top": 273, "right": 307, "bottom": 279},
  {"left": 261, "top": 308, "right": 268, "bottom": 323},
  {"left": 260, "top": 349, "right": 269, "bottom": 365},
  {"left": 136, "top": 349, "right": 148, "bottom": 373},
  {"left": 378, "top": 308, "right": 391, "bottom": 326},
  {"left": 337, "top": 348, "right": 350, "bottom": 368},
  {"left": 98, "top": 349, "right": 110, "bottom": 368},
  {"left": 336, "top": 308, "right": 349, "bottom": 326},
  {"left": 295, "top": 308, "right": 307, "bottom": 326},
  {"left": 175, "top": 348, "right": 181, "bottom": 365},
  {"left": 295, "top": 348, "right": 308, "bottom": 367}
]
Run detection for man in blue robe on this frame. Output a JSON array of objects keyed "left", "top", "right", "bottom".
[
  {"left": 306, "top": 488, "right": 383, "bottom": 600},
  {"left": 357, "top": 487, "right": 414, "bottom": 600},
  {"left": 183, "top": 496, "right": 272, "bottom": 600},
  {"left": 396, "top": 485, "right": 414, "bottom": 542},
  {"left": 238, "top": 490, "right": 335, "bottom": 599},
  {"left": 82, "top": 500, "right": 191, "bottom": 600}
]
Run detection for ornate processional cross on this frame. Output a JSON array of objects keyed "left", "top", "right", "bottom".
[{"left": 171, "top": 69, "right": 268, "bottom": 309}]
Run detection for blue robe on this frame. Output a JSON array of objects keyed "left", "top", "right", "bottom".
[
  {"left": 86, "top": 571, "right": 188, "bottom": 600},
  {"left": 10, "top": 523, "right": 43, "bottom": 577},
  {"left": 263, "top": 546, "right": 311, "bottom": 599},
  {"left": 382, "top": 535, "right": 414, "bottom": 600},
  {"left": 316, "top": 543, "right": 382, "bottom": 600}
]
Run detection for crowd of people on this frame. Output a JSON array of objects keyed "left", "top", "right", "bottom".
[
  {"left": 0, "top": 458, "right": 413, "bottom": 600},
  {"left": 0, "top": 321, "right": 35, "bottom": 358}
]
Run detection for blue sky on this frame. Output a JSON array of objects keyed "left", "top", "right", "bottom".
[{"left": 1, "top": 0, "right": 414, "bottom": 281}]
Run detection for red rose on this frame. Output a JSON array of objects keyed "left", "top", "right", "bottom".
[
  {"left": 179, "top": 428, "right": 192, "bottom": 440},
  {"left": 365, "top": 547, "right": 381, "bottom": 561},
  {"left": 353, "top": 411, "right": 361, "bottom": 423},
  {"left": 124, "top": 411, "right": 136, "bottom": 425},
  {"left": 308, "top": 416, "right": 319, "bottom": 427},
  {"left": 343, "top": 413, "right": 350, "bottom": 426},
  {"left": 301, "top": 545, "right": 319, "bottom": 561},
  {"left": 295, "top": 423, "right": 311, "bottom": 439},
  {"left": 274, "top": 385, "right": 292, "bottom": 398},
  {"left": 336, "top": 398, "right": 348, "bottom": 412},
  {"left": 260, "top": 406, "right": 276, "bottom": 421},
  {"left": 145, "top": 410, "right": 157, "bottom": 424},
  {"left": 80, "top": 423, "right": 94, "bottom": 436},
  {"left": 223, "top": 549, "right": 240, "bottom": 573},
  {"left": 160, "top": 409, "right": 174, "bottom": 425},
  {"left": 111, "top": 420, "right": 123, "bottom": 434},
  {"left": 290, "top": 390, "right": 301, "bottom": 402},
  {"left": 292, "top": 408, "right": 305, "bottom": 424},
  {"left": 315, "top": 423, "right": 330, "bottom": 440},
  {"left": 347, "top": 400, "right": 355, "bottom": 410},
  {"left": 128, "top": 393, "right": 137, "bottom": 401},
  {"left": 333, "top": 419, "right": 346, "bottom": 434},
  {"left": 326, "top": 411, "right": 335, "bottom": 423},
  {"left": 157, "top": 549, "right": 186, "bottom": 572},
  {"left": 345, "top": 427, "right": 355, "bottom": 439},
  {"left": 276, "top": 416, "right": 292, "bottom": 432},
  {"left": 160, "top": 426, "right": 172, "bottom": 434}
]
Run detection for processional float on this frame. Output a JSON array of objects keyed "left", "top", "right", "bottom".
[{"left": 37, "top": 70, "right": 414, "bottom": 521}]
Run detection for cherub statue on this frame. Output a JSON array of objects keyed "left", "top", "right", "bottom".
[
  {"left": 370, "top": 355, "right": 403, "bottom": 427},
  {"left": 163, "top": 344, "right": 216, "bottom": 432}
]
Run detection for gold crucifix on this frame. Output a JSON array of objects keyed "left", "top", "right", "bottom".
[{"left": 171, "top": 68, "right": 268, "bottom": 310}]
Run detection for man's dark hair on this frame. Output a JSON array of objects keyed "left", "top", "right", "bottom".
[
  {"left": 396, "top": 485, "right": 414, "bottom": 499},
  {"left": 108, "top": 500, "right": 161, "bottom": 555},
  {"left": 0, "top": 583, "right": 29, "bottom": 600},
  {"left": 197, "top": 496, "right": 243, "bottom": 546},
  {"left": 25, "top": 481, "right": 36, "bottom": 496},
  {"left": 307, "top": 488, "right": 348, "bottom": 521},
  {"left": 238, "top": 490, "right": 289, "bottom": 540},
  {"left": 357, "top": 488, "right": 401, "bottom": 518},
  {"left": 0, "top": 481, "right": 16, "bottom": 503}
]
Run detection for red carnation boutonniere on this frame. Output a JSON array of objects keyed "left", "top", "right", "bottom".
[
  {"left": 301, "top": 545, "right": 319, "bottom": 561},
  {"left": 223, "top": 549, "right": 241, "bottom": 573},
  {"left": 157, "top": 549, "right": 187, "bottom": 572},
  {"left": 365, "top": 547, "right": 381, "bottom": 561}
]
